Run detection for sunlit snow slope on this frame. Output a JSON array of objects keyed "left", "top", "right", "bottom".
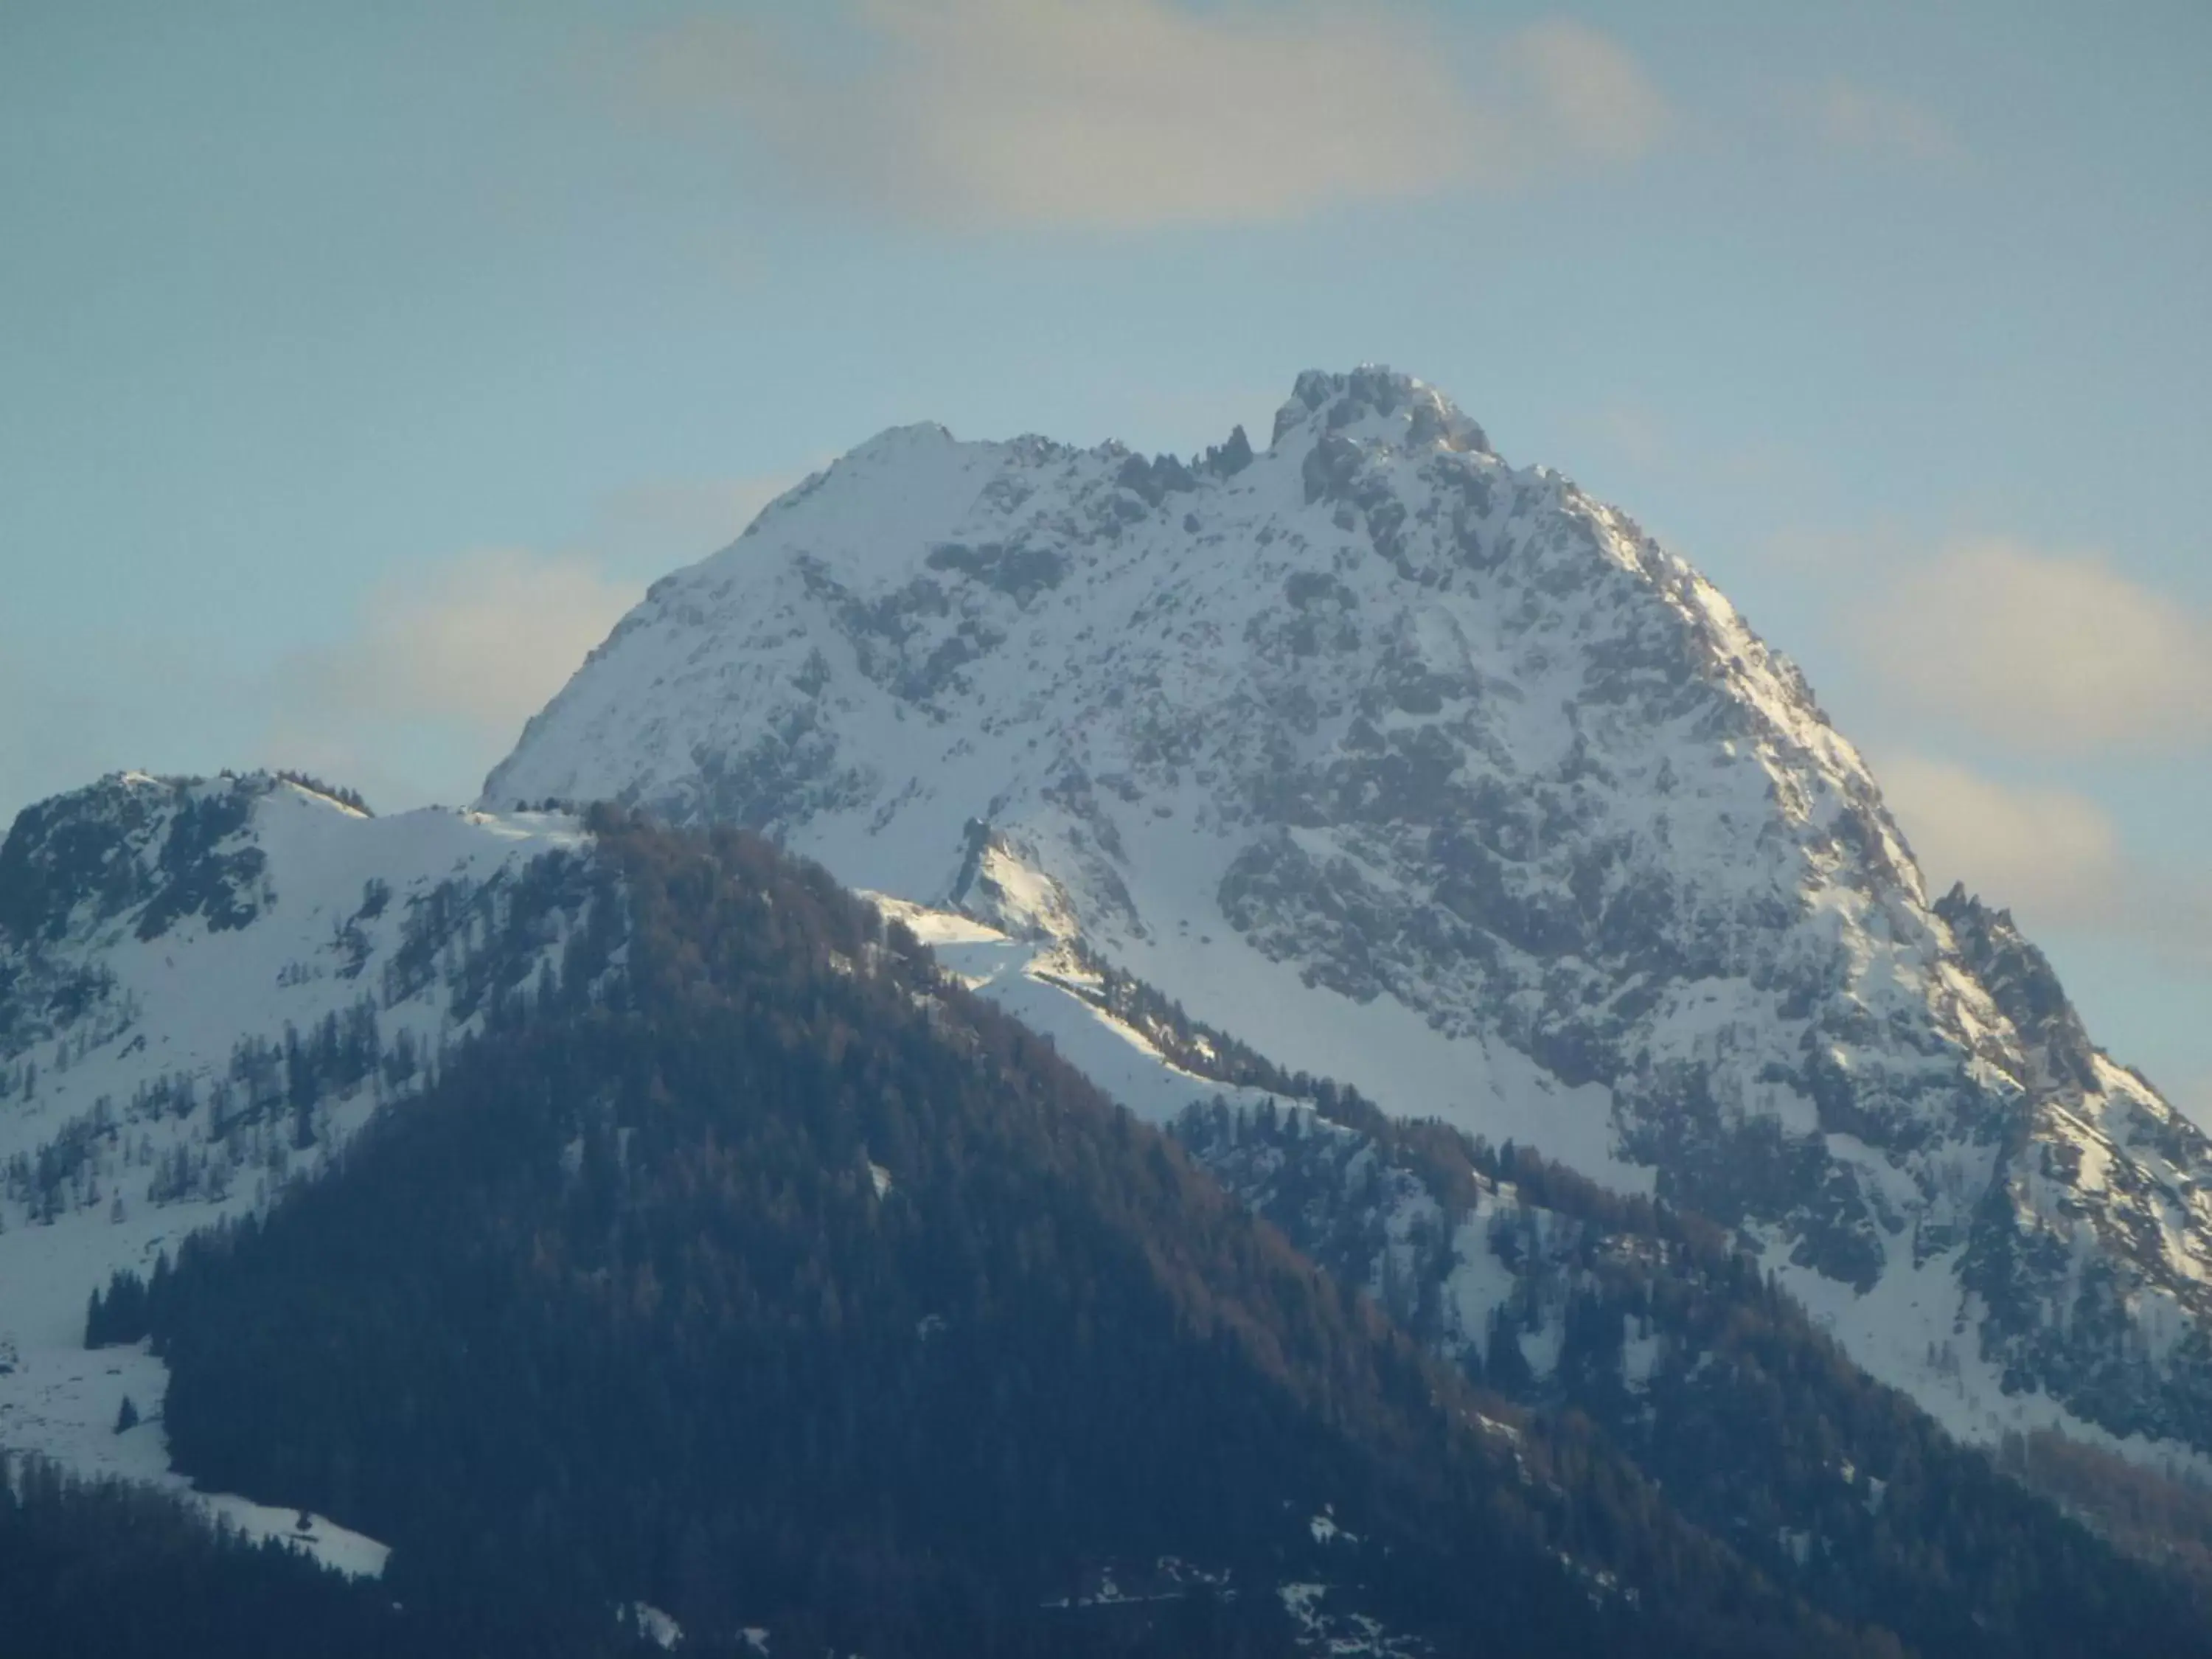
[{"left": 485, "top": 366, "right": 2212, "bottom": 1461}]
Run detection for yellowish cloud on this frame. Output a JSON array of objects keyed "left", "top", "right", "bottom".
[
  {"left": 1876, "top": 752, "right": 2121, "bottom": 922},
  {"left": 250, "top": 465, "right": 827, "bottom": 810},
  {"left": 1854, "top": 540, "right": 2212, "bottom": 754},
  {"left": 287, "top": 549, "right": 646, "bottom": 736},
  {"left": 1505, "top": 20, "right": 1673, "bottom": 167},
  {"left": 587, "top": 471, "right": 815, "bottom": 570},
  {"left": 1877, "top": 750, "right": 2212, "bottom": 977},
  {"left": 256, "top": 548, "right": 643, "bottom": 811},
  {"left": 640, "top": 1, "right": 1671, "bottom": 231}
]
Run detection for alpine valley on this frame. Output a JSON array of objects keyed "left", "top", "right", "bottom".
[{"left": 5, "top": 369, "right": 2211, "bottom": 1656}]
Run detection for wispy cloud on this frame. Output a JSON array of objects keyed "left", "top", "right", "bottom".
[
  {"left": 636, "top": 1, "right": 1672, "bottom": 232},
  {"left": 1877, "top": 750, "right": 2212, "bottom": 977},
  {"left": 1849, "top": 539, "right": 2212, "bottom": 755},
  {"left": 1761, "top": 523, "right": 1909, "bottom": 571},
  {"left": 1505, "top": 20, "right": 1673, "bottom": 168},
  {"left": 1791, "top": 77, "right": 1969, "bottom": 170},
  {"left": 258, "top": 468, "right": 812, "bottom": 809},
  {"left": 585, "top": 471, "right": 814, "bottom": 572},
  {"left": 1877, "top": 752, "right": 2124, "bottom": 921},
  {"left": 0, "top": 468, "right": 815, "bottom": 826},
  {"left": 276, "top": 549, "right": 646, "bottom": 741},
  {"left": 254, "top": 547, "right": 643, "bottom": 815}
]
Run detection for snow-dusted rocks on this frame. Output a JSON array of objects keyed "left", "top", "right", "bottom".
[{"left": 482, "top": 366, "right": 2212, "bottom": 1458}]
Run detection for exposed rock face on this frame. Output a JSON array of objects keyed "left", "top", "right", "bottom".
[
  {"left": 0, "top": 774, "right": 279, "bottom": 1062},
  {"left": 1940, "top": 888, "right": 2212, "bottom": 1448},
  {"left": 0, "top": 773, "right": 270, "bottom": 950},
  {"left": 482, "top": 366, "right": 2212, "bottom": 1456}
]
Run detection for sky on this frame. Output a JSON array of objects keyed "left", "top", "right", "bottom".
[{"left": 3, "top": 0, "right": 2208, "bottom": 1117}]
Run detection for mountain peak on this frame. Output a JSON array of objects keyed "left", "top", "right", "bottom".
[
  {"left": 845, "top": 419, "right": 961, "bottom": 460},
  {"left": 481, "top": 371, "right": 2212, "bottom": 1462},
  {"left": 1270, "top": 364, "right": 1493, "bottom": 456}
]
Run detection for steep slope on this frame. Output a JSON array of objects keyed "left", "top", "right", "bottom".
[
  {"left": 1176, "top": 1096, "right": 2212, "bottom": 1658},
  {"left": 117, "top": 813, "right": 1896, "bottom": 1659},
  {"left": 0, "top": 771, "right": 599, "bottom": 1557},
  {"left": 484, "top": 366, "right": 2212, "bottom": 1460},
  {"left": 863, "top": 891, "right": 1289, "bottom": 1129}
]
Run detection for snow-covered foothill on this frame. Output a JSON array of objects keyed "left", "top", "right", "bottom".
[{"left": 0, "top": 772, "right": 598, "bottom": 1566}]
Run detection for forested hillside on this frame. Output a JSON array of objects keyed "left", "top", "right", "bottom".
[
  {"left": 1180, "top": 1096, "right": 2212, "bottom": 1658},
  {"left": 0, "top": 1456, "right": 665, "bottom": 1658},
  {"left": 91, "top": 813, "right": 1892, "bottom": 1658}
]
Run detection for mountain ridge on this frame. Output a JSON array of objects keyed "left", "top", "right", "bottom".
[
  {"left": 483, "top": 365, "right": 2212, "bottom": 1461},
  {"left": 105, "top": 810, "right": 1913, "bottom": 1658},
  {"left": 6, "top": 774, "right": 2211, "bottom": 1651},
  {"left": 7, "top": 369, "right": 2211, "bottom": 1649}
]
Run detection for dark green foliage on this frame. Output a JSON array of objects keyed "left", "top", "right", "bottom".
[
  {"left": 1066, "top": 942, "right": 1306, "bottom": 1099},
  {"left": 86, "top": 1264, "right": 153, "bottom": 1347},
  {"left": 1179, "top": 1102, "right": 2212, "bottom": 1659},
  {"left": 1998, "top": 1426, "right": 2212, "bottom": 1592},
  {"left": 7, "top": 838, "right": 612, "bottom": 1227},
  {"left": 0, "top": 1456, "right": 668, "bottom": 1658},
  {"left": 378, "top": 847, "right": 602, "bottom": 1019},
  {"left": 130, "top": 813, "right": 1884, "bottom": 1658},
  {"left": 0, "top": 773, "right": 268, "bottom": 951},
  {"left": 274, "top": 771, "right": 372, "bottom": 815},
  {"left": 355, "top": 877, "right": 391, "bottom": 921},
  {"left": 0, "top": 789, "right": 154, "bottom": 944},
  {"left": 131, "top": 788, "right": 265, "bottom": 941}
]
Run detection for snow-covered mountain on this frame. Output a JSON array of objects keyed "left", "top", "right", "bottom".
[
  {"left": 483, "top": 366, "right": 2212, "bottom": 1461},
  {"left": 0, "top": 770, "right": 598, "bottom": 1562},
  {"left": 6, "top": 774, "right": 2203, "bottom": 1654},
  {"left": 0, "top": 769, "right": 1273, "bottom": 1540}
]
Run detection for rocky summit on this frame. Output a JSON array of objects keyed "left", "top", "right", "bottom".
[{"left": 484, "top": 366, "right": 2212, "bottom": 1459}]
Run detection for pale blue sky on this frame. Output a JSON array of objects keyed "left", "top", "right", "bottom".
[{"left": 4, "top": 1, "right": 2207, "bottom": 1113}]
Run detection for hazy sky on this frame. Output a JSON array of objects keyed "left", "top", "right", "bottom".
[{"left": 4, "top": 0, "right": 2208, "bottom": 1116}]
